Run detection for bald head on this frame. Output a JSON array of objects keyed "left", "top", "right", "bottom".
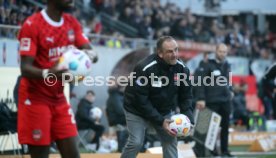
[
  {"left": 216, "top": 43, "right": 228, "bottom": 51},
  {"left": 215, "top": 43, "right": 228, "bottom": 62}
]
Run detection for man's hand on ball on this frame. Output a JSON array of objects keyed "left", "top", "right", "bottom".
[
  {"left": 163, "top": 119, "right": 177, "bottom": 137},
  {"left": 48, "top": 60, "right": 68, "bottom": 79},
  {"left": 83, "top": 49, "right": 98, "bottom": 63}
]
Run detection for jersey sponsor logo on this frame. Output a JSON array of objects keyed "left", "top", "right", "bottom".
[
  {"left": 48, "top": 45, "right": 74, "bottom": 61},
  {"left": 20, "top": 38, "right": 31, "bottom": 51},
  {"left": 68, "top": 29, "right": 75, "bottom": 42},
  {"left": 46, "top": 37, "right": 54, "bottom": 43},
  {"left": 32, "top": 129, "right": 42, "bottom": 141}
]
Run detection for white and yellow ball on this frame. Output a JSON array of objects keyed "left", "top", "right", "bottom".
[
  {"left": 58, "top": 48, "right": 92, "bottom": 77},
  {"left": 169, "top": 114, "right": 191, "bottom": 137}
]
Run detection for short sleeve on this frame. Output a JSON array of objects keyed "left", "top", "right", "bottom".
[
  {"left": 18, "top": 19, "right": 38, "bottom": 57},
  {"left": 72, "top": 17, "right": 90, "bottom": 47}
]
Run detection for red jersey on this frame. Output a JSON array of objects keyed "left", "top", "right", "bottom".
[{"left": 18, "top": 9, "right": 89, "bottom": 103}]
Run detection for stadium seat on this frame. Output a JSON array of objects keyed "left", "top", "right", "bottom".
[
  {"left": 0, "top": 131, "right": 20, "bottom": 155},
  {"left": 78, "top": 130, "right": 95, "bottom": 151},
  {"left": 0, "top": 101, "right": 20, "bottom": 155}
]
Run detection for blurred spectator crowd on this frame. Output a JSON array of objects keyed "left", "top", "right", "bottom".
[
  {"left": 1, "top": 0, "right": 276, "bottom": 59},
  {"left": 0, "top": 0, "right": 41, "bottom": 38},
  {"left": 91, "top": 0, "right": 276, "bottom": 59}
]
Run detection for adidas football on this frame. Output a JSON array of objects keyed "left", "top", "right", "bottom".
[
  {"left": 58, "top": 48, "right": 92, "bottom": 77},
  {"left": 169, "top": 114, "right": 191, "bottom": 137}
]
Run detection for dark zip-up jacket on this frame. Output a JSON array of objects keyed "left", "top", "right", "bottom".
[
  {"left": 263, "top": 63, "right": 276, "bottom": 80},
  {"left": 106, "top": 88, "right": 126, "bottom": 126},
  {"left": 194, "top": 59, "right": 232, "bottom": 104},
  {"left": 76, "top": 98, "right": 95, "bottom": 129},
  {"left": 124, "top": 54, "right": 194, "bottom": 126}
]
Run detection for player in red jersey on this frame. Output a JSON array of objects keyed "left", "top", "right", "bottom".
[{"left": 17, "top": 0, "right": 97, "bottom": 158}]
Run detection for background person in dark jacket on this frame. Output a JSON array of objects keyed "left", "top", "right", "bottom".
[
  {"left": 106, "top": 85, "right": 126, "bottom": 127},
  {"left": 106, "top": 84, "right": 127, "bottom": 152},
  {"left": 75, "top": 90, "right": 104, "bottom": 151},
  {"left": 194, "top": 43, "right": 234, "bottom": 157},
  {"left": 121, "top": 36, "right": 194, "bottom": 158},
  {"left": 232, "top": 82, "right": 249, "bottom": 129}
]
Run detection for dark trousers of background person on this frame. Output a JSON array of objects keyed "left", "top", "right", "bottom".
[
  {"left": 262, "top": 96, "right": 273, "bottom": 119},
  {"left": 208, "top": 102, "right": 231, "bottom": 154},
  {"left": 78, "top": 123, "right": 105, "bottom": 149},
  {"left": 194, "top": 101, "right": 231, "bottom": 156},
  {"left": 273, "top": 96, "right": 276, "bottom": 119},
  {"left": 233, "top": 109, "right": 250, "bottom": 130}
]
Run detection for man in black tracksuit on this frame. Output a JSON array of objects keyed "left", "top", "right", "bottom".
[
  {"left": 194, "top": 43, "right": 234, "bottom": 157},
  {"left": 121, "top": 36, "right": 194, "bottom": 158}
]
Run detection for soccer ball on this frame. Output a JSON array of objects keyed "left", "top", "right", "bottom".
[
  {"left": 100, "top": 139, "right": 118, "bottom": 152},
  {"left": 108, "top": 139, "right": 118, "bottom": 152},
  {"left": 58, "top": 48, "right": 92, "bottom": 77},
  {"left": 89, "top": 107, "right": 102, "bottom": 120},
  {"left": 169, "top": 114, "right": 191, "bottom": 137}
]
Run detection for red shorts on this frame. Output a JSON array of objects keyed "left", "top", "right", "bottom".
[{"left": 18, "top": 95, "right": 78, "bottom": 145}]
